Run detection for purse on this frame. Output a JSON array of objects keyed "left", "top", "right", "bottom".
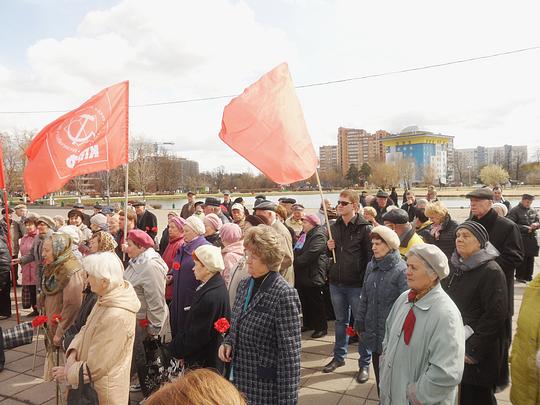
[{"left": 67, "top": 364, "right": 99, "bottom": 405}]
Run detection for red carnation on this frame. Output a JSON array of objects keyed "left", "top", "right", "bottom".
[
  {"left": 172, "top": 262, "right": 180, "bottom": 270},
  {"left": 51, "top": 314, "right": 62, "bottom": 324},
  {"left": 146, "top": 226, "right": 150, "bottom": 231},
  {"left": 151, "top": 226, "right": 158, "bottom": 232},
  {"left": 31, "top": 315, "right": 48, "bottom": 328},
  {"left": 139, "top": 319, "right": 149, "bottom": 329},
  {"left": 214, "top": 317, "right": 230, "bottom": 334},
  {"left": 346, "top": 326, "right": 357, "bottom": 337}
]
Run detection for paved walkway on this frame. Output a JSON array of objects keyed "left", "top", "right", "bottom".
[{"left": 1, "top": 262, "right": 537, "bottom": 404}]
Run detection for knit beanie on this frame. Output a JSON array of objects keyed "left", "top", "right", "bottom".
[
  {"left": 220, "top": 223, "right": 243, "bottom": 244},
  {"left": 203, "top": 213, "right": 223, "bottom": 231},
  {"left": 456, "top": 221, "right": 489, "bottom": 248},
  {"left": 185, "top": 216, "right": 206, "bottom": 235}
]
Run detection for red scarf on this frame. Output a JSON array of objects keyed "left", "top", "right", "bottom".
[
  {"left": 402, "top": 290, "right": 417, "bottom": 345},
  {"left": 162, "top": 236, "right": 184, "bottom": 300}
]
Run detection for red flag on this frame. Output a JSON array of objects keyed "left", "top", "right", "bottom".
[
  {"left": 24, "top": 81, "right": 129, "bottom": 200},
  {"left": 219, "top": 63, "right": 317, "bottom": 184},
  {"left": 0, "top": 143, "right": 5, "bottom": 189}
]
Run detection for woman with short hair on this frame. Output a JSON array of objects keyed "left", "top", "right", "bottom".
[
  {"left": 52, "top": 252, "right": 140, "bottom": 405},
  {"left": 219, "top": 225, "right": 301, "bottom": 405},
  {"left": 379, "top": 244, "right": 465, "bottom": 404},
  {"left": 443, "top": 221, "right": 508, "bottom": 404},
  {"left": 424, "top": 201, "right": 459, "bottom": 259}
]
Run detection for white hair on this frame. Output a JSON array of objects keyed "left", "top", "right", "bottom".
[{"left": 83, "top": 252, "right": 124, "bottom": 292}]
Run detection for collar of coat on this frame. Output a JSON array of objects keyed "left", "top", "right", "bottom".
[
  {"left": 336, "top": 213, "right": 370, "bottom": 227},
  {"left": 401, "top": 283, "right": 443, "bottom": 311},
  {"left": 193, "top": 273, "right": 225, "bottom": 298},
  {"left": 371, "top": 249, "right": 402, "bottom": 272}
]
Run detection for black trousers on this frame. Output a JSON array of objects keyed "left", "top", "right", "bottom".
[
  {"left": 515, "top": 255, "right": 535, "bottom": 281},
  {"left": 0, "top": 271, "right": 11, "bottom": 317},
  {"left": 372, "top": 351, "right": 381, "bottom": 396},
  {"left": 297, "top": 286, "right": 327, "bottom": 332},
  {"left": 460, "top": 383, "right": 497, "bottom": 405}
]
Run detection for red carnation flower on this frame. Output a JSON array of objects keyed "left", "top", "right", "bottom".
[
  {"left": 214, "top": 317, "right": 230, "bottom": 334},
  {"left": 346, "top": 326, "right": 357, "bottom": 337},
  {"left": 51, "top": 314, "right": 62, "bottom": 324},
  {"left": 146, "top": 226, "right": 150, "bottom": 231},
  {"left": 139, "top": 319, "right": 149, "bottom": 329},
  {"left": 151, "top": 226, "right": 158, "bottom": 232},
  {"left": 172, "top": 262, "right": 180, "bottom": 270},
  {"left": 31, "top": 315, "right": 48, "bottom": 328}
]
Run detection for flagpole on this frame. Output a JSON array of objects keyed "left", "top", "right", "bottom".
[
  {"left": 3, "top": 190, "right": 21, "bottom": 323},
  {"left": 123, "top": 163, "right": 129, "bottom": 261},
  {"left": 314, "top": 169, "right": 336, "bottom": 263}
]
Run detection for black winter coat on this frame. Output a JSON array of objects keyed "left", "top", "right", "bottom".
[
  {"left": 63, "top": 286, "right": 98, "bottom": 350},
  {"left": 400, "top": 201, "right": 417, "bottom": 222},
  {"left": 371, "top": 199, "right": 393, "bottom": 223},
  {"left": 293, "top": 226, "right": 328, "bottom": 288},
  {"left": 328, "top": 214, "right": 372, "bottom": 288},
  {"left": 424, "top": 214, "right": 458, "bottom": 260},
  {"left": 169, "top": 273, "right": 230, "bottom": 372},
  {"left": 507, "top": 203, "right": 540, "bottom": 257},
  {"left": 443, "top": 253, "right": 508, "bottom": 387},
  {"left": 136, "top": 210, "right": 158, "bottom": 240}
]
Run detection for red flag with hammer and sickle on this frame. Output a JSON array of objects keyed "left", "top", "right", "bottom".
[{"left": 23, "top": 81, "right": 129, "bottom": 200}]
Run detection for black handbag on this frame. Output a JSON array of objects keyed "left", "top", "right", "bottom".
[
  {"left": 138, "top": 336, "right": 176, "bottom": 397},
  {"left": 67, "top": 364, "right": 99, "bottom": 405}
]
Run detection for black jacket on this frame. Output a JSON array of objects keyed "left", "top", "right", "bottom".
[
  {"left": 169, "top": 273, "right": 230, "bottom": 372},
  {"left": 400, "top": 201, "right": 417, "bottom": 222},
  {"left": 293, "top": 226, "right": 328, "bottom": 288},
  {"left": 63, "top": 286, "right": 98, "bottom": 350},
  {"left": 328, "top": 214, "right": 372, "bottom": 288},
  {"left": 424, "top": 214, "right": 458, "bottom": 260},
  {"left": 443, "top": 254, "right": 508, "bottom": 387},
  {"left": 370, "top": 199, "right": 393, "bottom": 223},
  {"left": 136, "top": 210, "right": 158, "bottom": 240},
  {"left": 472, "top": 208, "right": 523, "bottom": 317},
  {"left": 159, "top": 228, "right": 169, "bottom": 255},
  {"left": 507, "top": 203, "right": 539, "bottom": 257}
]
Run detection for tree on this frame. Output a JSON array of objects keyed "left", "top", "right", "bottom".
[
  {"left": 370, "top": 162, "right": 400, "bottom": 189},
  {"left": 129, "top": 137, "right": 155, "bottom": 198},
  {"left": 422, "top": 164, "right": 438, "bottom": 186},
  {"left": 359, "top": 163, "right": 372, "bottom": 181},
  {"left": 479, "top": 164, "right": 509, "bottom": 186},
  {"left": 345, "top": 164, "right": 360, "bottom": 185},
  {"left": 396, "top": 158, "right": 416, "bottom": 189}
]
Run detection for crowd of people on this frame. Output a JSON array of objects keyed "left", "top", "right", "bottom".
[{"left": 0, "top": 186, "right": 539, "bottom": 405}]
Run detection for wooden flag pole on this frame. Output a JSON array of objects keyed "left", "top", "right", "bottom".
[
  {"left": 314, "top": 169, "right": 336, "bottom": 263},
  {"left": 123, "top": 163, "right": 129, "bottom": 261},
  {"left": 3, "top": 190, "right": 21, "bottom": 323}
]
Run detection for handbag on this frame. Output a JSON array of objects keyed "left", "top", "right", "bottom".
[
  {"left": 138, "top": 336, "right": 176, "bottom": 397},
  {"left": 67, "top": 364, "right": 99, "bottom": 405}
]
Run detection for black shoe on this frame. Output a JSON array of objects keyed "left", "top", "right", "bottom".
[
  {"left": 356, "top": 366, "right": 369, "bottom": 383},
  {"left": 301, "top": 326, "right": 313, "bottom": 333},
  {"left": 25, "top": 310, "right": 39, "bottom": 318},
  {"left": 311, "top": 330, "right": 327, "bottom": 339},
  {"left": 348, "top": 335, "right": 359, "bottom": 344},
  {"left": 323, "top": 358, "right": 345, "bottom": 373},
  {"left": 0, "top": 315, "right": 10, "bottom": 321}
]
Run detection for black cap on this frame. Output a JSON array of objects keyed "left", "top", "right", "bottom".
[
  {"left": 376, "top": 190, "right": 389, "bottom": 198},
  {"left": 194, "top": 201, "right": 204, "bottom": 207},
  {"left": 204, "top": 197, "right": 221, "bottom": 207},
  {"left": 522, "top": 193, "right": 535, "bottom": 200},
  {"left": 233, "top": 197, "right": 244, "bottom": 204},
  {"left": 131, "top": 201, "right": 146, "bottom": 207},
  {"left": 382, "top": 208, "right": 410, "bottom": 224},
  {"left": 73, "top": 203, "right": 84, "bottom": 209},
  {"left": 93, "top": 203, "right": 103, "bottom": 210},
  {"left": 253, "top": 200, "right": 277, "bottom": 211},
  {"left": 465, "top": 188, "right": 494, "bottom": 200},
  {"left": 255, "top": 194, "right": 266, "bottom": 200},
  {"left": 278, "top": 197, "right": 296, "bottom": 204}
]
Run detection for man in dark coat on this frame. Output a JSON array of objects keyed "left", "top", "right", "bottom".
[
  {"left": 324, "top": 189, "right": 372, "bottom": 383},
  {"left": 220, "top": 190, "right": 233, "bottom": 220},
  {"left": 400, "top": 190, "right": 417, "bottom": 222},
  {"left": 293, "top": 214, "right": 328, "bottom": 338},
  {"left": 507, "top": 193, "right": 539, "bottom": 282},
  {"left": 133, "top": 201, "right": 158, "bottom": 240},
  {"left": 493, "top": 186, "right": 511, "bottom": 211},
  {"left": 370, "top": 190, "right": 393, "bottom": 223},
  {"left": 180, "top": 191, "right": 196, "bottom": 219},
  {"left": 467, "top": 187, "right": 524, "bottom": 388}
]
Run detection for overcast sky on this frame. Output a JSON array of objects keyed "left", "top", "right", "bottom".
[{"left": 1, "top": 0, "right": 539, "bottom": 172}]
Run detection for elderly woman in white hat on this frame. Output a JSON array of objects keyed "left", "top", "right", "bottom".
[
  {"left": 168, "top": 245, "right": 230, "bottom": 372},
  {"left": 355, "top": 226, "right": 408, "bottom": 393},
  {"left": 379, "top": 244, "right": 465, "bottom": 405}
]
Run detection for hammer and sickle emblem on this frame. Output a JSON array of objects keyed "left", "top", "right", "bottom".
[{"left": 66, "top": 114, "right": 97, "bottom": 146}]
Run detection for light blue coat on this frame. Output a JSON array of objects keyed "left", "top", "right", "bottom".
[{"left": 379, "top": 284, "right": 465, "bottom": 405}]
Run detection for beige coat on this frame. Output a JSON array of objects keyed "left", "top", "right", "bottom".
[
  {"left": 272, "top": 220, "right": 294, "bottom": 286},
  {"left": 67, "top": 281, "right": 140, "bottom": 405}
]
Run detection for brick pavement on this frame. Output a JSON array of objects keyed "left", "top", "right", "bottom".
[{"left": 1, "top": 261, "right": 537, "bottom": 404}]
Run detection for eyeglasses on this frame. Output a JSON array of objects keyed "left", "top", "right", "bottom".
[{"left": 337, "top": 200, "right": 352, "bottom": 206}]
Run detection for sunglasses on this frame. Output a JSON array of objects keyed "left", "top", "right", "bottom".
[{"left": 337, "top": 200, "right": 352, "bottom": 206}]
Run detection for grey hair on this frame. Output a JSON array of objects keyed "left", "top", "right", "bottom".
[
  {"left": 406, "top": 251, "right": 439, "bottom": 280},
  {"left": 83, "top": 252, "right": 125, "bottom": 293},
  {"left": 415, "top": 198, "right": 429, "bottom": 208}
]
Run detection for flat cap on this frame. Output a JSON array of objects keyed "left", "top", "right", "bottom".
[
  {"left": 14, "top": 204, "right": 27, "bottom": 210},
  {"left": 1, "top": 208, "right": 14, "bottom": 214},
  {"left": 291, "top": 204, "right": 304, "bottom": 211},
  {"left": 193, "top": 245, "right": 225, "bottom": 273},
  {"left": 73, "top": 203, "right": 85, "bottom": 209},
  {"left": 37, "top": 215, "right": 55, "bottom": 229},
  {"left": 522, "top": 193, "right": 535, "bottom": 200},
  {"left": 465, "top": 188, "right": 493, "bottom": 200},
  {"left": 102, "top": 206, "right": 114, "bottom": 215},
  {"left": 255, "top": 194, "right": 266, "bottom": 200},
  {"left": 131, "top": 200, "right": 146, "bottom": 207},
  {"left": 406, "top": 244, "right": 449, "bottom": 280},
  {"left": 376, "top": 190, "right": 389, "bottom": 198},
  {"left": 204, "top": 197, "right": 221, "bottom": 207},
  {"left": 253, "top": 200, "right": 277, "bottom": 211},
  {"left": 382, "top": 208, "right": 410, "bottom": 224},
  {"left": 222, "top": 190, "right": 231, "bottom": 195},
  {"left": 278, "top": 197, "right": 297, "bottom": 204}
]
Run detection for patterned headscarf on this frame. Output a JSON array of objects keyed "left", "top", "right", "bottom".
[
  {"left": 92, "top": 231, "right": 118, "bottom": 253},
  {"left": 41, "top": 232, "right": 80, "bottom": 296}
]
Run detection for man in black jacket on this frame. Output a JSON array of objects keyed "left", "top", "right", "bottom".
[
  {"left": 133, "top": 201, "right": 158, "bottom": 240},
  {"left": 467, "top": 187, "right": 524, "bottom": 388},
  {"left": 507, "top": 193, "right": 539, "bottom": 282},
  {"left": 370, "top": 190, "right": 393, "bottom": 223},
  {"left": 323, "top": 189, "right": 372, "bottom": 384}
]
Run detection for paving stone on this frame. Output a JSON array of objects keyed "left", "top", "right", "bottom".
[
  {"left": 298, "top": 387, "right": 342, "bottom": 405},
  {"left": 302, "top": 371, "right": 354, "bottom": 394},
  {"left": 13, "top": 380, "right": 56, "bottom": 404},
  {"left": 0, "top": 373, "right": 42, "bottom": 396}
]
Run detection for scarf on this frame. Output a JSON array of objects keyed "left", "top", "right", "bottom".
[
  {"left": 94, "top": 231, "right": 118, "bottom": 253},
  {"left": 41, "top": 233, "right": 81, "bottom": 296},
  {"left": 294, "top": 233, "right": 306, "bottom": 250},
  {"left": 162, "top": 235, "right": 184, "bottom": 269},
  {"left": 402, "top": 290, "right": 417, "bottom": 345},
  {"left": 449, "top": 242, "right": 499, "bottom": 275}
]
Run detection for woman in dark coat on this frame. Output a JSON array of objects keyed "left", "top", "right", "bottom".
[
  {"left": 424, "top": 202, "right": 459, "bottom": 259},
  {"left": 293, "top": 214, "right": 328, "bottom": 338},
  {"left": 169, "top": 245, "right": 230, "bottom": 372},
  {"left": 355, "top": 226, "right": 408, "bottom": 391},
  {"left": 169, "top": 216, "right": 210, "bottom": 338},
  {"left": 219, "top": 225, "right": 301, "bottom": 405},
  {"left": 442, "top": 221, "right": 508, "bottom": 404},
  {"left": 0, "top": 229, "right": 12, "bottom": 319}
]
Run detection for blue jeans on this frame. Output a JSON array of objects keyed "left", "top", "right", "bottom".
[{"left": 329, "top": 284, "right": 372, "bottom": 367}]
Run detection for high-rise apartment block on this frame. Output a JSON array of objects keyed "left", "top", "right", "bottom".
[
  {"left": 337, "top": 127, "right": 388, "bottom": 174},
  {"left": 318, "top": 145, "right": 339, "bottom": 172}
]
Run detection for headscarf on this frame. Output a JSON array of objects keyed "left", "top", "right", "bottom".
[
  {"left": 162, "top": 217, "right": 186, "bottom": 269},
  {"left": 41, "top": 233, "right": 81, "bottom": 296},
  {"left": 92, "top": 231, "right": 118, "bottom": 253}
]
